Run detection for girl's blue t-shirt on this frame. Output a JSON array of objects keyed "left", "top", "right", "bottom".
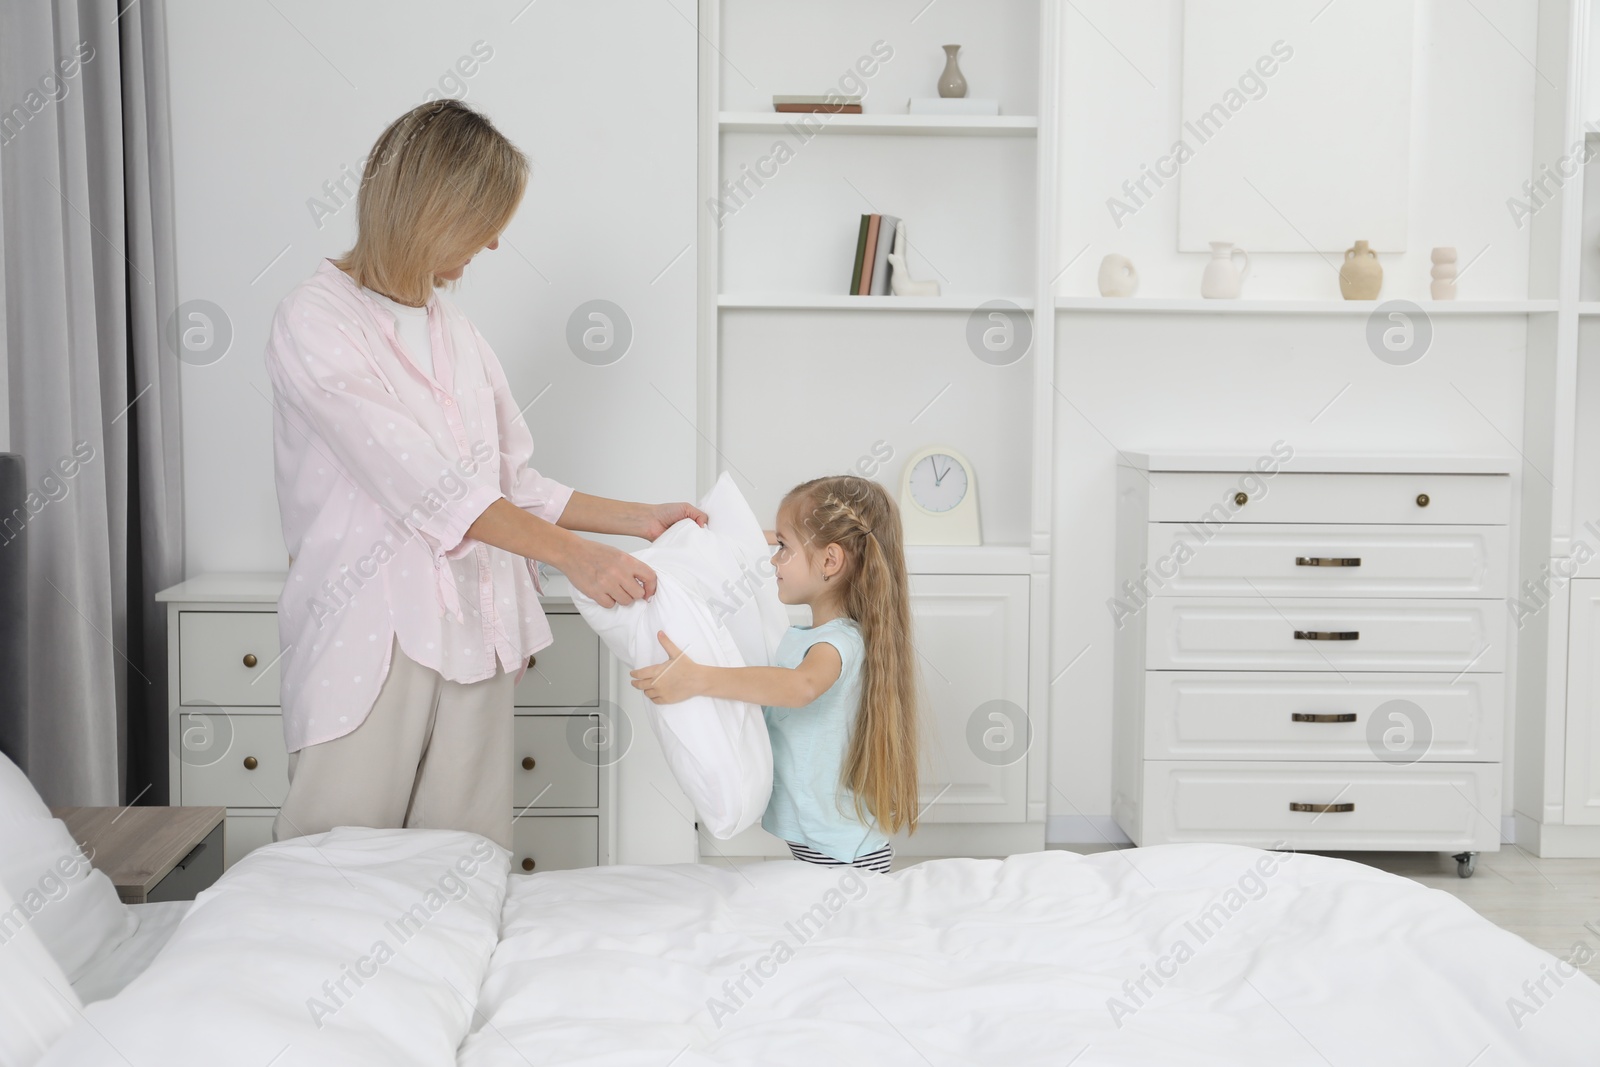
[{"left": 761, "top": 617, "right": 888, "bottom": 862}]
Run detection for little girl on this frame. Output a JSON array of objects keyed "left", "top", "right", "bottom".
[{"left": 630, "top": 474, "right": 920, "bottom": 873}]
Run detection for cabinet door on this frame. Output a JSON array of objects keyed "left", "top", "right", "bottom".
[
  {"left": 1566, "top": 581, "right": 1600, "bottom": 823},
  {"left": 908, "top": 574, "right": 1029, "bottom": 824}
]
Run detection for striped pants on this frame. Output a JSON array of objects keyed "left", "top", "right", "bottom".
[{"left": 786, "top": 840, "right": 893, "bottom": 873}]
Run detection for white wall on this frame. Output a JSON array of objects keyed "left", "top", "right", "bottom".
[
  {"left": 1049, "top": 0, "right": 1538, "bottom": 838},
  {"left": 1057, "top": 0, "right": 1537, "bottom": 301},
  {"left": 165, "top": 0, "right": 699, "bottom": 575},
  {"left": 164, "top": 0, "right": 699, "bottom": 861},
  {"left": 163, "top": 0, "right": 1543, "bottom": 847}
]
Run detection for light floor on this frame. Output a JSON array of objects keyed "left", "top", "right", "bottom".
[{"left": 714, "top": 844, "right": 1600, "bottom": 981}]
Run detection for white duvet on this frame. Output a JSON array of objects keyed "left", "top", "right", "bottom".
[
  {"left": 460, "top": 845, "right": 1600, "bottom": 1065},
  {"left": 38, "top": 830, "right": 1600, "bottom": 1066},
  {"left": 39, "top": 827, "right": 509, "bottom": 1067}
]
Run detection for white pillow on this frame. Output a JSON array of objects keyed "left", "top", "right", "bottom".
[
  {"left": 0, "top": 877, "right": 82, "bottom": 1066},
  {"left": 0, "top": 752, "right": 136, "bottom": 981},
  {"left": 572, "top": 473, "right": 787, "bottom": 838}
]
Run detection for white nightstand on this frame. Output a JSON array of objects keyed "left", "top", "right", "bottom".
[{"left": 155, "top": 572, "right": 616, "bottom": 873}]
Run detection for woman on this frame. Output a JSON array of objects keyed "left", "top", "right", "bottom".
[{"left": 262, "top": 100, "right": 701, "bottom": 850}]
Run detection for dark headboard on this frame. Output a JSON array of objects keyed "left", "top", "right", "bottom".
[{"left": 0, "top": 454, "right": 27, "bottom": 771}]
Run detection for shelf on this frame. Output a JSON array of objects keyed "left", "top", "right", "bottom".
[
  {"left": 1579, "top": 302, "right": 1600, "bottom": 316},
  {"left": 719, "top": 294, "right": 1034, "bottom": 311},
  {"left": 718, "top": 112, "right": 1038, "bottom": 137},
  {"left": 1055, "top": 297, "right": 1558, "bottom": 315},
  {"left": 1120, "top": 451, "right": 1516, "bottom": 475}
]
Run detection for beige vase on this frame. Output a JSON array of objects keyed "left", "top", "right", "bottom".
[{"left": 1339, "top": 240, "right": 1382, "bottom": 300}]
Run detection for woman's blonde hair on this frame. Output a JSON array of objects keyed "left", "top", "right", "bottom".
[
  {"left": 779, "top": 475, "right": 921, "bottom": 836},
  {"left": 333, "top": 100, "right": 528, "bottom": 307}
]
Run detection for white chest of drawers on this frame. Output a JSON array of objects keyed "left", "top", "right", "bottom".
[
  {"left": 1110, "top": 453, "right": 1512, "bottom": 876},
  {"left": 157, "top": 572, "right": 615, "bottom": 874}
]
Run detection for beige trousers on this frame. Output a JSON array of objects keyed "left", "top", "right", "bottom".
[{"left": 273, "top": 634, "right": 516, "bottom": 849}]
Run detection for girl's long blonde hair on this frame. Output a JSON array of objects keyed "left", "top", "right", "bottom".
[
  {"left": 334, "top": 100, "right": 528, "bottom": 307},
  {"left": 780, "top": 475, "right": 921, "bottom": 836}
]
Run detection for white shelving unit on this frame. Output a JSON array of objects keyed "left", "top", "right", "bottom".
[
  {"left": 1513, "top": 0, "right": 1600, "bottom": 856},
  {"left": 697, "top": 0, "right": 1059, "bottom": 858}
]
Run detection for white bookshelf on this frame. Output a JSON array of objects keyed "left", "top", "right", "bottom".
[{"left": 697, "top": 0, "right": 1059, "bottom": 856}]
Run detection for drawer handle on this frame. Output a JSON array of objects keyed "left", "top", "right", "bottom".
[
  {"left": 1416, "top": 493, "right": 1430, "bottom": 507},
  {"left": 174, "top": 841, "right": 208, "bottom": 870},
  {"left": 242, "top": 653, "right": 258, "bottom": 668},
  {"left": 527, "top": 654, "right": 537, "bottom": 669},
  {"left": 1234, "top": 491, "right": 1248, "bottom": 506},
  {"left": 521, "top": 857, "right": 536, "bottom": 871},
  {"left": 243, "top": 756, "right": 258, "bottom": 770},
  {"left": 522, "top": 756, "right": 536, "bottom": 771},
  {"left": 1294, "top": 557, "right": 1360, "bottom": 567},
  {"left": 1291, "top": 712, "right": 1357, "bottom": 723},
  {"left": 1290, "top": 802, "right": 1354, "bottom": 814},
  {"left": 1293, "top": 630, "right": 1359, "bottom": 641}
]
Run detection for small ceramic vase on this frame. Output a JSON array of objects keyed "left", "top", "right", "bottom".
[
  {"left": 1431, "top": 247, "right": 1458, "bottom": 300},
  {"left": 1339, "top": 240, "right": 1383, "bottom": 300},
  {"left": 1200, "top": 242, "right": 1250, "bottom": 299},
  {"left": 938, "top": 45, "right": 967, "bottom": 98},
  {"left": 1097, "top": 254, "right": 1139, "bottom": 297}
]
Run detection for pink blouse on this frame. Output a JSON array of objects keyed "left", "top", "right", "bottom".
[{"left": 263, "top": 258, "right": 574, "bottom": 752}]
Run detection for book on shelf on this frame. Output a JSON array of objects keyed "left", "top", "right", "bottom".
[
  {"left": 870, "top": 214, "right": 900, "bottom": 296},
  {"left": 849, "top": 213, "right": 902, "bottom": 296},
  {"left": 857, "top": 215, "right": 881, "bottom": 296},
  {"left": 774, "top": 103, "right": 863, "bottom": 114},
  {"left": 850, "top": 215, "right": 871, "bottom": 295},
  {"left": 773, "top": 94, "right": 863, "bottom": 114}
]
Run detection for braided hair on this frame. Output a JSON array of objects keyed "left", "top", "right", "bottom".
[{"left": 779, "top": 475, "right": 921, "bottom": 836}]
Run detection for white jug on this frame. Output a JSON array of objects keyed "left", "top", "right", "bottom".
[{"left": 1200, "top": 241, "right": 1251, "bottom": 299}]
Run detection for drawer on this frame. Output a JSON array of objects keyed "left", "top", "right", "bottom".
[
  {"left": 1137, "top": 760, "right": 1500, "bottom": 850},
  {"left": 1144, "top": 524, "right": 1508, "bottom": 598},
  {"left": 146, "top": 822, "right": 224, "bottom": 903},
  {"left": 223, "top": 812, "right": 277, "bottom": 870},
  {"left": 179, "top": 712, "right": 289, "bottom": 808},
  {"left": 510, "top": 815, "right": 598, "bottom": 873},
  {"left": 1144, "top": 597, "right": 1505, "bottom": 672},
  {"left": 179, "top": 611, "right": 281, "bottom": 706},
  {"left": 1147, "top": 472, "right": 1510, "bottom": 525},
  {"left": 514, "top": 715, "right": 599, "bottom": 808},
  {"left": 1144, "top": 672, "right": 1504, "bottom": 762},
  {"left": 513, "top": 613, "right": 600, "bottom": 707}
]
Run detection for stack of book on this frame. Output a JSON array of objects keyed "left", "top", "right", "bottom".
[
  {"left": 850, "top": 213, "right": 901, "bottom": 296},
  {"left": 772, "top": 94, "right": 863, "bottom": 114}
]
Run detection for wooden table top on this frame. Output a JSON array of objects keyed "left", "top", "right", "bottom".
[{"left": 50, "top": 806, "right": 224, "bottom": 899}]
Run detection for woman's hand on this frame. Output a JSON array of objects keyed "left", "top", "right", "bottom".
[
  {"left": 565, "top": 538, "right": 656, "bottom": 607},
  {"left": 630, "top": 632, "right": 704, "bottom": 703},
  {"left": 637, "top": 501, "right": 707, "bottom": 541}
]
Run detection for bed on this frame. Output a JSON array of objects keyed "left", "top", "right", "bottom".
[{"left": 24, "top": 824, "right": 1600, "bottom": 1065}]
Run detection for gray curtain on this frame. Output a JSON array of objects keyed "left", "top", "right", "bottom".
[{"left": 0, "top": 0, "right": 184, "bottom": 805}]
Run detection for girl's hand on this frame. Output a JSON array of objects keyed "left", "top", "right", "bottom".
[
  {"left": 630, "top": 632, "right": 704, "bottom": 703},
  {"left": 637, "top": 502, "right": 707, "bottom": 541}
]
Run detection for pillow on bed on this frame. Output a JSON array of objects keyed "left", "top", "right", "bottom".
[
  {"left": 572, "top": 473, "right": 787, "bottom": 839},
  {"left": 0, "top": 876, "right": 82, "bottom": 1066},
  {"left": 0, "top": 752, "right": 137, "bottom": 981}
]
